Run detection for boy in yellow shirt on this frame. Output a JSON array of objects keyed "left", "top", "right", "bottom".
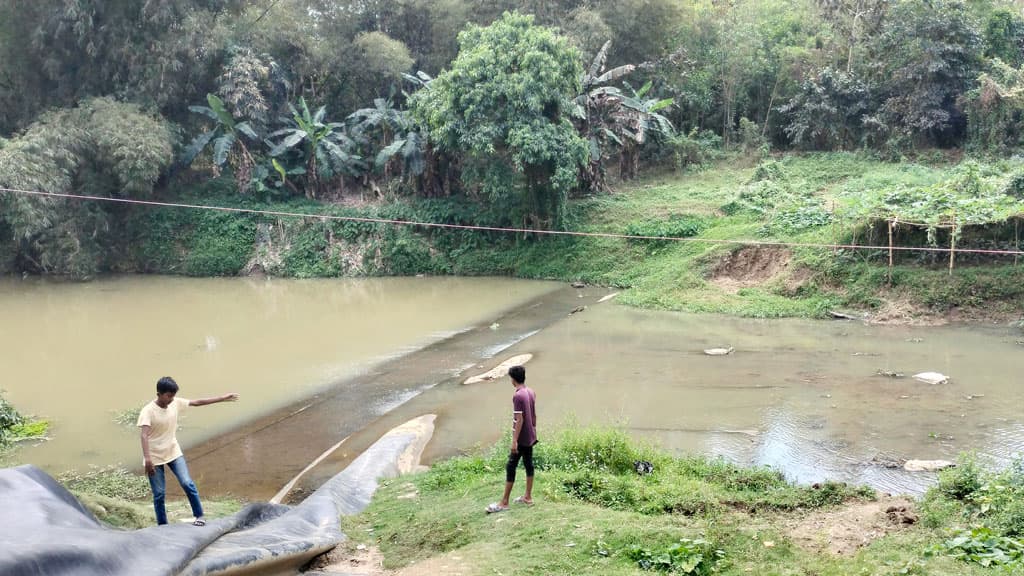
[{"left": 137, "top": 376, "right": 239, "bottom": 526}]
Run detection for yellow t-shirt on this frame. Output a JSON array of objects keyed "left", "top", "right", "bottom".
[{"left": 136, "top": 397, "right": 190, "bottom": 465}]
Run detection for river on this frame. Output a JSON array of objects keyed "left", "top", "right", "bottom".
[
  {"left": 2, "top": 277, "right": 1022, "bottom": 497},
  {"left": 0, "top": 275, "right": 561, "bottom": 472}
]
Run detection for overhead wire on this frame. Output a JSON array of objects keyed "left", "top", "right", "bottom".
[{"left": 2, "top": 185, "right": 1023, "bottom": 257}]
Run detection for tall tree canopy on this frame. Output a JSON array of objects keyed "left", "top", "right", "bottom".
[{"left": 411, "top": 12, "right": 588, "bottom": 228}]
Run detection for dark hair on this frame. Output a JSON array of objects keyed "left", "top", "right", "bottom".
[
  {"left": 156, "top": 376, "right": 179, "bottom": 395},
  {"left": 508, "top": 365, "right": 526, "bottom": 384}
]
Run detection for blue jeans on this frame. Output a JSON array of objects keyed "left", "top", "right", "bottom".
[{"left": 148, "top": 456, "right": 204, "bottom": 525}]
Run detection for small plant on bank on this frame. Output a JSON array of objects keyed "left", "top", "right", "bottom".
[
  {"left": 8, "top": 419, "right": 49, "bottom": 439},
  {"left": 626, "top": 538, "right": 725, "bottom": 574},
  {"left": 926, "top": 527, "right": 1024, "bottom": 568},
  {"left": 624, "top": 215, "right": 705, "bottom": 246},
  {"left": 0, "top": 392, "right": 48, "bottom": 448},
  {"left": 58, "top": 465, "right": 151, "bottom": 501},
  {"left": 0, "top": 393, "right": 25, "bottom": 446}
]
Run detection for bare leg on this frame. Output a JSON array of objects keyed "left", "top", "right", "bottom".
[
  {"left": 500, "top": 481, "right": 514, "bottom": 507},
  {"left": 522, "top": 476, "right": 533, "bottom": 503}
]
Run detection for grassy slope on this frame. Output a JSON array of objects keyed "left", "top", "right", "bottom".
[
  {"left": 345, "top": 427, "right": 1024, "bottom": 576},
  {"left": 498, "top": 152, "right": 1024, "bottom": 319}
]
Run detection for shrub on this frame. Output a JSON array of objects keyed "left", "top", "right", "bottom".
[
  {"left": 661, "top": 129, "right": 722, "bottom": 172},
  {"left": 626, "top": 538, "right": 726, "bottom": 574},
  {"left": 0, "top": 393, "right": 25, "bottom": 446},
  {"left": 938, "top": 454, "right": 984, "bottom": 501},
  {"left": 624, "top": 215, "right": 705, "bottom": 246},
  {"left": 542, "top": 426, "right": 648, "bottom": 474}
]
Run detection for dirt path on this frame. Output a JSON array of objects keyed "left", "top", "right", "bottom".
[
  {"left": 783, "top": 496, "right": 918, "bottom": 556},
  {"left": 306, "top": 545, "right": 474, "bottom": 576}
]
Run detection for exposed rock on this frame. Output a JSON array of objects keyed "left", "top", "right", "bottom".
[
  {"left": 703, "top": 347, "right": 734, "bottom": 356},
  {"left": 569, "top": 306, "right": 586, "bottom": 315},
  {"left": 571, "top": 281, "right": 586, "bottom": 288},
  {"left": 912, "top": 372, "right": 949, "bottom": 385},
  {"left": 463, "top": 354, "right": 533, "bottom": 385},
  {"left": 903, "top": 459, "right": 955, "bottom": 472}
]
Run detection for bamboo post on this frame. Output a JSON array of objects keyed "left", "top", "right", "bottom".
[
  {"left": 1016, "top": 218, "right": 1020, "bottom": 267},
  {"left": 831, "top": 201, "right": 838, "bottom": 255},
  {"left": 949, "top": 214, "right": 956, "bottom": 276},
  {"left": 888, "top": 218, "right": 894, "bottom": 286}
]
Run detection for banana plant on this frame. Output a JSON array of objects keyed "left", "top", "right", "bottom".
[
  {"left": 268, "top": 98, "right": 365, "bottom": 198},
  {"left": 616, "top": 82, "right": 675, "bottom": 179},
  {"left": 349, "top": 98, "right": 426, "bottom": 183},
  {"left": 182, "top": 94, "right": 260, "bottom": 192},
  {"left": 573, "top": 41, "right": 641, "bottom": 191}
]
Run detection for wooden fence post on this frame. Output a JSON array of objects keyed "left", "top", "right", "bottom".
[
  {"left": 949, "top": 215, "right": 956, "bottom": 276},
  {"left": 888, "top": 218, "right": 894, "bottom": 286},
  {"left": 832, "top": 201, "right": 838, "bottom": 256}
]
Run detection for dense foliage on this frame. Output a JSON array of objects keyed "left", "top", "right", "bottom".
[
  {"left": 4, "top": 0, "right": 1024, "bottom": 276},
  {"left": 411, "top": 12, "right": 588, "bottom": 228}
]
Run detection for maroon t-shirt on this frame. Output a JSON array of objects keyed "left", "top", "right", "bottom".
[{"left": 512, "top": 386, "right": 537, "bottom": 447}]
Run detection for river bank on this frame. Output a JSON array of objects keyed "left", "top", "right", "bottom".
[
  {"left": 333, "top": 427, "right": 1024, "bottom": 576},
  {"left": 32, "top": 153, "right": 998, "bottom": 326},
  {"left": 4, "top": 274, "right": 1023, "bottom": 500}
]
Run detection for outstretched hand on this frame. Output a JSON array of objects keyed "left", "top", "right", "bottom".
[{"left": 223, "top": 393, "right": 240, "bottom": 402}]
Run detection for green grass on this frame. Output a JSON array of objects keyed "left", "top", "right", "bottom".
[
  {"left": 482, "top": 152, "right": 1024, "bottom": 318},
  {"left": 346, "top": 427, "right": 1024, "bottom": 575},
  {"left": 57, "top": 465, "right": 244, "bottom": 529}
]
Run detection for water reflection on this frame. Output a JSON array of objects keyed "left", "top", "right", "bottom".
[{"left": 404, "top": 303, "right": 1024, "bottom": 496}]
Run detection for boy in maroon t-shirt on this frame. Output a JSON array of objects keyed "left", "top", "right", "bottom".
[{"left": 487, "top": 365, "right": 536, "bottom": 513}]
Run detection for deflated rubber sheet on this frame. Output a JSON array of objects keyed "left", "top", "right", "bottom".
[{"left": 0, "top": 415, "right": 434, "bottom": 576}]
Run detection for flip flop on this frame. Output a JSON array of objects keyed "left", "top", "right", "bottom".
[
  {"left": 192, "top": 518, "right": 206, "bottom": 527},
  {"left": 513, "top": 496, "right": 533, "bottom": 506},
  {"left": 485, "top": 503, "right": 508, "bottom": 514}
]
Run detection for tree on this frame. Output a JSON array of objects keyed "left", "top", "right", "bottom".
[
  {"left": 616, "top": 82, "right": 675, "bottom": 179},
  {"left": 962, "top": 58, "right": 1024, "bottom": 151},
  {"left": 0, "top": 98, "right": 174, "bottom": 277},
  {"left": 867, "top": 0, "right": 984, "bottom": 147},
  {"left": 780, "top": 67, "right": 872, "bottom": 149},
  {"left": 183, "top": 94, "right": 261, "bottom": 192},
  {"left": 983, "top": 8, "right": 1024, "bottom": 67},
  {"left": 706, "top": 0, "right": 766, "bottom": 146},
  {"left": 814, "top": 0, "right": 888, "bottom": 73},
  {"left": 216, "top": 48, "right": 291, "bottom": 131},
  {"left": 25, "top": 0, "right": 235, "bottom": 115},
  {"left": 574, "top": 40, "right": 638, "bottom": 191},
  {"left": 269, "top": 98, "right": 365, "bottom": 198},
  {"left": 410, "top": 12, "right": 588, "bottom": 228}
]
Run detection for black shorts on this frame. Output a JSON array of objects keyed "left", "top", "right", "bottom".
[{"left": 505, "top": 444, "right": 535, "bottom": 482}]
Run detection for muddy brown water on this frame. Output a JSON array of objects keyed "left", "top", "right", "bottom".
[
  {"left": 2, "top": 276, "right": 1023, "bottom": 498},
  {"left": 0, "top": 276, "right": 560, "bottom": 474}
]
